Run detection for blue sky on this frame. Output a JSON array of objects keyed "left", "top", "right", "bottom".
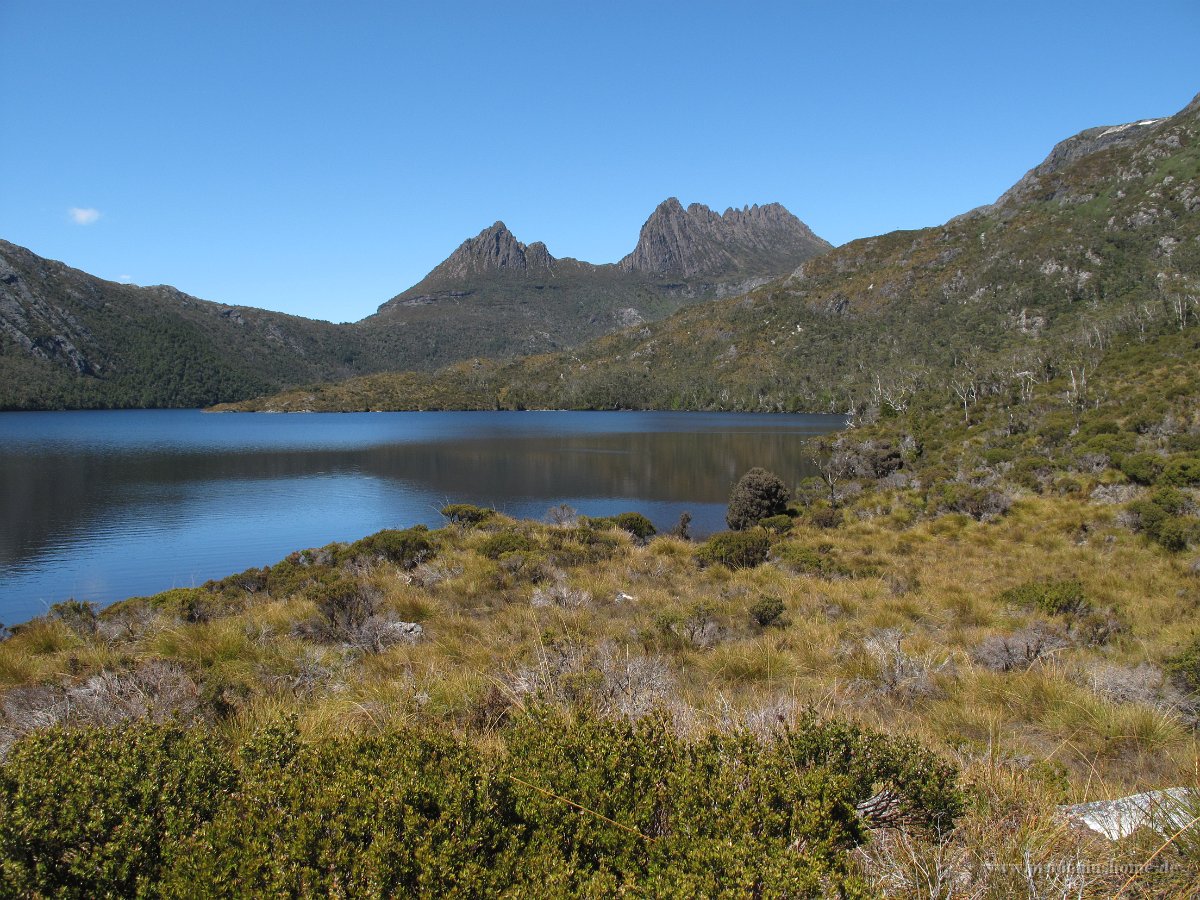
[{"left": 1, "top": 1, "right": 1196, "bottom": 322}]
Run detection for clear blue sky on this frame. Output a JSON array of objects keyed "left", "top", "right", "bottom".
[{"left": 1, "top": 0, "right": 1196, "bottom": 322}]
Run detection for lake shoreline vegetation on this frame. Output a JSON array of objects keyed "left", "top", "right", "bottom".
[
  {"left": 3, "top": 314, "right": 1200, "bottom": 894},
  {"left": 2, "top": 98, "right": 1200, "bottom": 894}
]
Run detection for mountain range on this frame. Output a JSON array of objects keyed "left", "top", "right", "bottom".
[
  {"left": 4, "top": 91, "right": 1198, "bottom": 414},
  {"left": 0, "top": 201, "right": 828, "bottom": 409},
  {"left": 218, "top": 92, "right": 1199, "bottom": 414}
]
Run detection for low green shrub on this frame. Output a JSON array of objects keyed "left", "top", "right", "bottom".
[
  {"left": 48, "top": 599, "right": 98, "bottom": 638},
  {"left": 997, "top": 579, "right": 1090, "bottom": 617},
  {"left": 0, "top": 725, "right": 234, "bottom": 897},
  {"left": 926, "top": 483, "right": 1011, "bottom": 521},
  {"left": 749, "top": 596, "right": 787, "bottom": 628},
  {"left": 0, "top": 711, "right": 963, "bottom": 896},
  {"left": 1128, "top": 488, "right": 1198, "bottom": 551},
  {"left": 1161, "top": 455, "right": 1200, "bottom": 487},
  {"left": 440, "top": 503, "right": 495, "bottom": 526},
  {"left": 759, "top": 514, "right": 794, "bottom": 534},
  {"left": 1117, "top": 452, "right": 1166, "bottom": 485},
  {"left": 478, "top": 530, "right": 537, "bottom": 560},
  {"left": 807, "top": 505, "right": 843, "bottom": 529},
  {"left": 1164, "top": 634, "right": 1200, "bottom": 694},
  {"left": 774, "top": 544, "right": 856, "bottom": 579},
  {"left": 696, "top": 531, "right": 771, "bottom": 569},
  {"left": 613, "top": 512, "right": 656, "bottom": 541},
  {"left": 347, "top": 525, "right": 434, "bottom": 569}
]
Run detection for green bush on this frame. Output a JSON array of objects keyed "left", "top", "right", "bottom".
[
  {"left": 697, "top": 531, "right": 771, "bottom": 569},
  {"left": 585, "top": 512, "right": 657, "bottom": 541},
  {"left": 1117, "top": 452, "right": 1166, "bottom": 485},
  {"left": 1081, "top": 431, "right": 1137, "bottom": 456},
  {"left": 347, "top": 525, "right": 434, "bottom": 569},
  {"left": 759, "top": 514, "right": 794, "bottom": 534},
  {"left": 0, "top": 725, "right": 234, "bottom": 898},
  {"left": 1161, "top": 455, "right": 1200, "bottom": 487},
  {"left": 926, "top": 483, "right": 1011, "bottom": 521},
  {"left": 750, "top": 596, "right": 787, "bottom": 628},
  {"left": 0, "top": 711, "right": 964, "bottom": 896},
  {"left": 1128, "top": 487, "right": 1197, "bottom": 551},
  {"left": 613, "top": 512, "right": 657, "bottom": 541},
  {"left": 306, "top": 575, "right": 377, "bottom": 634},
  {"left": 982, "top": 447, "right": 1015, "bottom": 466},
  {"left": 726, "top": 468, "right": 792, "bottom": 530},
  {"left": 1164, "top": 635, "right": 1200, "bottom": 694},
  {"left": 440, "top": 503, "right": 495, "bottom": 526},
  {"left": 774, "top": 544, "right": 856, "bottom": 578},
  {"left": 997, "top": 579, "right": 1090, "bottom": 617},
  {"left": 49, "top": 598, "right": 98, "bottom": 638},
  {"left": 807, "top": 505, "right": 843, "bottom": 529},
  {"left": 478, "top": 530, "right": 537, "bottom": 560}
]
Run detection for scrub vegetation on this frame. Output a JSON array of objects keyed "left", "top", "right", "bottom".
[{"left": 3, "top": 310, "right": 1200, "bottom": 893}]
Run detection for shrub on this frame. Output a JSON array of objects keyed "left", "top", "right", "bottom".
[
  {"left": 478, "top": 531, "right": 537, "bottom": 560},
  {"left": 926, "top": 483, "right": 1011, "bottom": 521},
  {"left": 49, "top": 598, "right": 98, "bottom": 638},
  {"left": 774, "top": 544, "right": 855, "bottom": 578},
  {"left": 440, "top": 503, "right": 495, "bottom": 526},
  {"left": 997, "top": 579, "right": 1090, "bottom": 617},
  {"left": 1161, "top": 456, "right": 1200, "bottom": 487},
  {"left": 726, "top": 468, "right": 791, "bottom": 531},
  {"left": 613, "top": 512, "right": 656, "bottom": 541},
  {"left": 807, "top": 505, "right": 843, "bottom": 529},
  {"left": 347, "top": 525, "right": 434, "bottom": 569},
  {"left": 1164, "top": 635, "right": 1200, "bottom": 694},
  {"left": 307, "top": 576, "right": 378, "bottom": 633},
  {"left": 670, "top": 510, "right": 692, "bottom": 540},
  {"left": 1128, "top": 487, "right": 1197, "bottom": 551},
  {"left": 759, "top": 514, "right": 794, "bottom": 534},
  {"left": 0, "top": 711, "right": 962, "bottom": 895},
  {"left": 1118, "top": 452, "right": 1166, "bottom": 485},
  {"left": 696, "top": 531, "right": 770, "bottom": 569},
  {"left": 749, "top": 596, "right": 787, "bottom": 628},
  {"left": 0, "top": 724, "right": 234, "bottom": 897},
  {"left": 971, "top": 624, "right": 1068, "bottom": 672}
]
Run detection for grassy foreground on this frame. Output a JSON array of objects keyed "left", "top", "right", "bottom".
[{"left": 1, "top": 488, "right": 1198, "bottom": 894}]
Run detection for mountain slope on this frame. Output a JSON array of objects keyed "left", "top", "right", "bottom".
[
  {"left": 361, "top": 201, "right": 831, "bottom": 369},
  {"left": 222, "top": 92, "right": 1199, "bottom": 414},
  {"left": 1, "top": 199, "right": 829, "bottom": 408},
  {"left": 0, "top": 242, "right": 403, "bottom": 409}
]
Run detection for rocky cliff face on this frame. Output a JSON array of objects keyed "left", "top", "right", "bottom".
[
  {"left": 960, "top": 113, "right": 1173, "bottom": 219},
  {"left": 422, "top": 222, "right": 558, "bottom": 281},
  {"left": 619, "top": 199, "right": 831, "bottom": 277}
]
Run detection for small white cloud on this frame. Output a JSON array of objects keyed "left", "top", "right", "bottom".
[
  {"left": 68, "top": 207, "right": 101, "bottom": 225},
  {"left": 117, "top": 274, "right": 132, "bottom": 283}
]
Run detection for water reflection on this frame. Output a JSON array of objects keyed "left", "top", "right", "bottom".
[{"left": 0, "top": 411, "right": 841, "bottom": 621}]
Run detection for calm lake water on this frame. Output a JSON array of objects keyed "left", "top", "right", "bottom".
[{"left": 0, "top": 410, "right": 843, "bottom": 624}]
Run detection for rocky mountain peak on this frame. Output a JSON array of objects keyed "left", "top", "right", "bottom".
[
  {"left": 425, "top": 221, "right": 557, "bottom": 282},
  {"left": 619, "top": 198, "right": 830, "bottom": 278}
]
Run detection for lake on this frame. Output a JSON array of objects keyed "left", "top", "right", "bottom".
[{"left": 0, "top": 410, "right": 843, "bottom": 625}]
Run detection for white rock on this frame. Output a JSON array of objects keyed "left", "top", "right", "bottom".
[{"left": 1060, "top": 788, "right": 1196, "bottom": 840}]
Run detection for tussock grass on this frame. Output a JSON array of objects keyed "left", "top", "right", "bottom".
[{"left": 2, "top": 490, "right": 1198, "bottom": 894}]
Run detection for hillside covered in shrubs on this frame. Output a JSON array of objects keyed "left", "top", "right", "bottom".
[{"left": 4, "top": 325, "right": 1200, "bottom": 896}]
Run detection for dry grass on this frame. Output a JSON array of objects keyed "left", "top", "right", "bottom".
[{"left": 2, "top": 494, "right": 1198, "bottom": 892}]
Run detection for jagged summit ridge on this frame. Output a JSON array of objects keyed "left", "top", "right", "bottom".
[
  {"left": 619, "top": 198, "right": 831, "bottom": 278},
  {"left": 400, "top": 198, "right": 830, "bottom": 294},
  {"left": 425, "top": 221, "right": 557, "bottom": 281}
]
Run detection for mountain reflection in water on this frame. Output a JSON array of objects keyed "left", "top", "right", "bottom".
[{"left": 0, "top": 410, "right": 843, "bottom": 622}]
